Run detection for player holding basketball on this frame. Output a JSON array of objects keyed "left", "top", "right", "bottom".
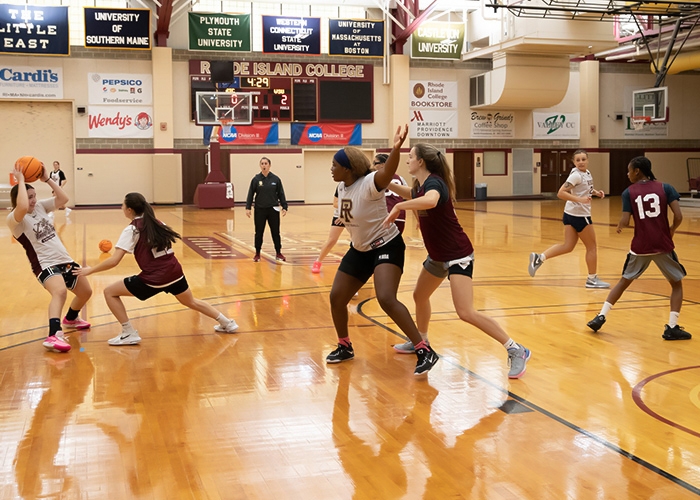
[
  {"left": 383, "top": 143, "right": 531, "bottom": 379},
  {"left": 7, "top": 163, "right": 92, "bottom": 353},
  {"left": 528, "top": 149, "right": 609, "bottom": 289},
  {"left": 325, "top": 125, "right": 439, "bottom": 376},
  {"left": 587, "top": 156, "right": 691, "bottom": 340},
  {"left": 73, "top": 192, "right": 239, "bottom": 345}
]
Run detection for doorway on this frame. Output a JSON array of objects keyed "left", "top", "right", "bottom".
[
  {"left": 609, "top": 149, "right": 644, "bottom": 195},
  {"left": 181, "top": 150, "right": 231, "bottom": 204},
  {"left": 453, "top": 150, "right": 474, "bottom": 200},
  {"left": 540, "top": 149, "right": 576, "bottom": 194}
]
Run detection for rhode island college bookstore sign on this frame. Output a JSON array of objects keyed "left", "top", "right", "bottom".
[{"left": 408, "top": 80, "right": 458, "bottom": 139}]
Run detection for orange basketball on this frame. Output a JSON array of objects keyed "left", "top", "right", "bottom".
[
  {"left": 99, "top": 239, "right": 113, "bottom": 253},
  {"left": 15, "top": 156, "right": 44, "bottom": 183}
]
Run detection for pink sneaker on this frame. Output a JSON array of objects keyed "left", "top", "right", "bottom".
[
  {"left": 311, "top": 261, "right": 321, "bottom": 273},
  {"left": 62, "top": 316, "right": 91, "bottom": 330},
  {"left": 43, "top": 333, "right": 71, "bottom": 353}
]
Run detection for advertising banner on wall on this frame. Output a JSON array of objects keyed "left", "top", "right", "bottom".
[
  {"left": 188, "top": 13, "right": 250, "bottom": 51},
  {"left": 263, "top": 15, "right": 320, "bottom": 55},
  {"left": 88, "top": 105, "right": 154, "bottom": 138},
  {"left": 84, "top": 8, "right": 150, "bottom": 49},
  {"left": 408, "top": 80, "right": 458, "bottom": 138},
  {"left": 218, "top": 123, "right": 278, "bottom": 144},
  {"left": 329, "top": 19, "right": 383, "bottom": 57},
  {"left": 87, "top": 73, "right": 152, "bottom": 105},
  {"left": 623, "top": 116, "right": 668, "bottom": 137},
  {"left": 0, "top": 4, "right": 69, "bottom": 55},
  {"left": 533, "top": 112, "right": 580, "bottom": 139},
  {"left": 470, "top": 111, "right": 515, "bottom": 138},
  {"left": 0, "top": 65, "right": 63, "bottom": 99},
  {"left": 291, "top": 123, "right": 361, "bottom": 145},
  {"left": 410, "top": 22, "right": 464, "bottom": 60}
]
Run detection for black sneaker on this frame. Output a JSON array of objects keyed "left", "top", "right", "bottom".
[
  {"left": 326, "top": 343, "right": 354, "bottom": 363},
  {"left": 587, "top": 314, "right": 606, "bottom": 332},
  {"left": 662, "top": 324, "right": 692, "bottom": 340},
  {"left": 414, "top": 347, "right": 439, "bottom": 376}
]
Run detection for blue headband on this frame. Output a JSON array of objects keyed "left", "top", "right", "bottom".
[{"left": 334, "top": 149, "right": 352, "bottom": 169}]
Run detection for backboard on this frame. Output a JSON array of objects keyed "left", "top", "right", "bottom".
[
  {"left": 632, "top": 86, "right": 668, "bottom": 122},
  {"left": 195, "top": 91, "right": 253, "bottom": 126}
]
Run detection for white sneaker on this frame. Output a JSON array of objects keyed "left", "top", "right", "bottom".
[
  {"left": 108, "top": 331, "right": 142, "bottom": 345},
  {"left": 585, "top": 276, "right": 610, "bottom": 289},
  {"left": 65, "top": 207, "right": 72, "bottom": 216},
  {"left": 214, "top": 319, "right": 239, "bottom": 333}
]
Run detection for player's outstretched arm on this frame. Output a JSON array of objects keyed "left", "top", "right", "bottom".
[{"left": 73, "top": 248, "right": 127, "bottom": 277}]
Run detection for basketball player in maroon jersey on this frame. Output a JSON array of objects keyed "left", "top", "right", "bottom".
[{"left": 587, "top": 156, "right": 690, "bottom": 340}]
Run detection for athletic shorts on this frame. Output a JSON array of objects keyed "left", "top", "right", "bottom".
[
  {"left": 331, "top": 216, "right": 345, "bottom": 227},
  {"left": 338, "top": 234, "right": 405, "bottom": 284},
  {"left": 423, "top": 254, "right": 474, "bottom": 280},
  {"left": 563, "top": 213, "right": 592, "bottom": 233},
  {"left": 124, "top": 275, "right": 189, "bottom": 301},
  {"left": 38, "top": 262, "right": 80, "bottom": 290},
  {"left": 621, "top": 251, "right": 686, "bottom": 282}
]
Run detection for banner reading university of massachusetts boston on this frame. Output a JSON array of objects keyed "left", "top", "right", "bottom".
[
  {"left": 411, "top": 22, "right": 464, "bottom": 60},
  {"left": 84, "top": 8, "right": 150, "bottom": 49},
  {"left": 262, "top": 16, "right": 320, "bottom": 55},
  {"left": 328, "top": 19, "right": 383, "bottom": 57},
  {"left": 218, "top": 123, "right": 278, "bottom": 145},
  {"left": 88, "top": 105, "right": 154, "bottom": 138},
  {"left": 0, "top": 65, "right": 63, "bottom": 99},
  {"left": 0, "top": 4, "right": 69, "bottom": 55},
  {"left": 291, "top": 123, "right": 361, "bottom": 146},
  {"left": 188, "top": 13, "right": 250, "bottom": 52},
  {"left": 532, "top": 112, "right": 580, "bottom": 139}
]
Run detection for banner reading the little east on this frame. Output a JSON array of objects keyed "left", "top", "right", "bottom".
[
  {"left": 263, "top": 15, "right": 320, "bottom": 55},
  {"left": 411, "top": 21, "right": 464, "bottom": 60},
  {"left": 0, "top": 4, "right": 69, "bottom": 55},
  {"left": 533, "top": 112, "right": 580, "bottom": 139},
  {"left": 188, "top": 13, "right": 250, "bottom": 52},
  {"left": 84, "top": 7, "right": 150, "bottom": 49},
  {"left": 470, "top": 111, "right": 515, "bottom": 138},
  {"left": 328, "top": 19, "right": 383, "bottom": 57}
]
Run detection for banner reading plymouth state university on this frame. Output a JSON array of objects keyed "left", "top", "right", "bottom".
[
  {"left": 291, "top": 123, "right": 361, "bottom": 145},
  {"left": 84, "top": 8, "right": 150, "bottom": 49},
  {"left": 218, "top": 123, "right": 278, "bottom": 145},
  {"left": 263, "top": 15, "right": 320, "bottom": 55},
  {"left": 188, "top": 13, "right": 250, "bottom": 52},
  {"left": 411, "top": 22, "right": 464, "bottom": 60},
  {"left": 533, "top": 112, "right": 580, "bottom": 139},
  {"left": 329, "top": 19, "right": 383, "bottom": 57},
  {"left": 0, "top": 4, "right": 69, "bottom": 55}
]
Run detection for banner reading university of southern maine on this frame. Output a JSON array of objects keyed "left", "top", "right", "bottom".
[
  {"left": 84, "top": 8, "right": 150, "bottom": 49},
  {"left": 0, "top": 4, "right": 69, "bottom": 55},
  {"left": 329, "top": 19, "right": 383, "bottom": 57},
  {"left": 291, "top": 123, "right": 361, "bottom": 145},
  {"left": 218, "top": 123, "right": 278, "bottom": 145},
  {"left": 188, "top": 13, "right": 250, "bottom": 52},
  {"left": 262, "top": 15, "right": 320, "bottom": 54}
]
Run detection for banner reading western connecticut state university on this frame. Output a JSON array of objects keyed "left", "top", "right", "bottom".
[
  {"left": 411, "top": 22, "right": 464, "bottom": 60},
  {"left": 0, "top": 4, "right": 69, "bottom": 55},
  {"left": 218, "top": 123, "right": 278, "bottom": 145},
  {"left": 329, "top": 19, "right": 383, "bottom": 57},
  {"left": 263, "top": 15, "right": 320, "bottom": 55},
  {"left": 188, "top": 13, "right": 250, "bottom": 52},
  {"left": 84, "top": 8, "right": 150, "bottom": 49},
  {"left": 291, "top": 123, "right": 361, "bottom": 145}
]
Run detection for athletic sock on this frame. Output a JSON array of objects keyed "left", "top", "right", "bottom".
[
  {"left": 503, "top": 338, "right": 518, "bottom": 350},
  {"left": 414, "top": 340, "right": 430, "bottom": 351},
  {"left": 539, "top": 254, "right": 546, "bottom": 262},
  {"left": 669, "top": 311, "right": 680, "bottom": 328},
  {"left": 216, "top": 313, "right": 231, "bottom": 327},
  {"left": 338, "top": 337, "right": 351, "bottom": 347},
  {"left": 121, "top": 321, "right": 137, "bottom": 334},
  {"left": 49, "top": 318, "right": 61, "bottom": 336},
  {"left": 588, "top": 274, "right": 597, "bottom": 281},
  {"left": 65, "top": 307, "right": 79, "bottom": 321},
  {"left": 599, "top": 302, "right": 613, "bottom": 317}
]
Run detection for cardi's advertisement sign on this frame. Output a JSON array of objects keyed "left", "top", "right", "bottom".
[
  {"left": 291, "top": 123, "right": 361, "bottom": 145},
  {"left": 0, "top": 65, "right": 63, "bottom": 99}
]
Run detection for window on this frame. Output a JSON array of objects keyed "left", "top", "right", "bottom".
[{"left": 483, "top": 151, "right": 506, "bottom": 176}]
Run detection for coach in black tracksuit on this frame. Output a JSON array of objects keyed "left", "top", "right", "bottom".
[{"left": 245, "top": 157, "right": 288, "bottom": 262}]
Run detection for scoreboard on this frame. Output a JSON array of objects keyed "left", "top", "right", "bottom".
[{"left": 239, "top": 77, "right": 292, "bottom": 121}]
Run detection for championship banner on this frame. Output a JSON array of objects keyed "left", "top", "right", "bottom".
[
  {"left": 0, "top": 5, "right": 69, "bottom": 55},
  {"left": 218, "top": 123, "right": 278, "bottom": 145},
  {"left": 291, "top": 123, "right": 361, "bottom": 145},
  {"left": 88, "top": 73, "right": 152, "bottom": 105},
  {"left": 88, "top": 105, "right": 154, "bottom": 138},
  {"left": 411, "top": 22, "right": 464, "bottom": 60},
  {"left": 262, "top": 15, "right": 320, "bottom": 55},
  {"left": 533, "top": 112, "right": 580, "bottom": 139},
  {"left": 329, "top": 19, "right": 383, "bottom": 57},
  {"left": 188, "top": 13, "right": 250, "bottom": 52},
  {"left": 0, "top": 65, "right": 63, "bottom": 99},
  {"left": 470, "top": 111, "right": 515, "bottom": 138},
  {"left": 84, "top": 8, "right": 150, "bottom": 49}
]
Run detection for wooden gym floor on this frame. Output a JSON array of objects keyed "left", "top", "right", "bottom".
[{"left": 0, "top": 197, "right": 699, "bottom": 499}]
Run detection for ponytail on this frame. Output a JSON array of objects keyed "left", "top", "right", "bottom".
[{"left": 123, "top": 192, "right": 181, "bottom": 251}]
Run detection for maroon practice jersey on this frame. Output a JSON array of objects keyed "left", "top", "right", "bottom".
[{"left": 622, "top": 180, "right": 680, "bottom": 255}]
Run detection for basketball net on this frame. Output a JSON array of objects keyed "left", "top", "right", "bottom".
[{"left": 632, "top": 116, "right": 650, "bottom": 131}]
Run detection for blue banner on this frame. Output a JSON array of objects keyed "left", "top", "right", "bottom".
[
  {"left": 84, "top": 8, "right": 150, "bottom": 49},
  {"left": 291, "top": 123, "right": 361, "bottom": 146},
  {"left": 329, "top": 19, "right": 383, "bottom": 57},
  {"left": 262, "top": 16, "right": 320, "bottom": 55},
  {"left": 0, "top": 5, "right": 69, "bottom": 55}
]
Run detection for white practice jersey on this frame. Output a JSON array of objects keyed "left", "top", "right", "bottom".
[{"left": 563, "top": 168, "right": 594, "bottom": 217}]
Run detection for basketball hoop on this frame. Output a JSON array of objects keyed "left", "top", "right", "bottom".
[{"left": 632, "top": 116, "right": 651, "bottom": 131}]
